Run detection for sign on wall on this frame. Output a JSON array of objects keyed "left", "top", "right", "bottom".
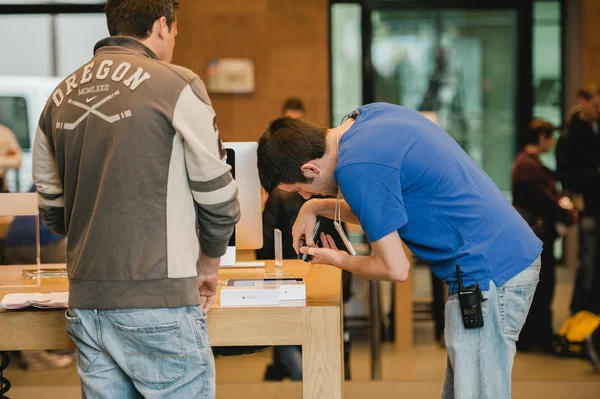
[{"left": 206, "top": 58, "right": 255, "bottom": 94}]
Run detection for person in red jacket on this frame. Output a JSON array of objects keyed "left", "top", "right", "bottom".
[{"left": 512, "top": 119, "right": 578, "bottom": 352}]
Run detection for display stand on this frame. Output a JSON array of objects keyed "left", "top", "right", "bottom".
[{"left": 264, "top": 228, "right": 294, "bottom": 279}]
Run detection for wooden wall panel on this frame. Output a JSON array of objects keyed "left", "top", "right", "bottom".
[
  {"left": 173, "top": 0, "right": 330, "bottom": 142},
  {"left": 582, "top": 0, "right": 600, "bottom": 86}
]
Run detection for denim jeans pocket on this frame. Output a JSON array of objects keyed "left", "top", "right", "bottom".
[
  {"left": 65, "top": 309, "right": 100, "bottom": 372},
  {"left": 497, "top": 279, "right": 538, "bottom": 337},
  {"left": 114, "top": 321, "right": 187, "bottom": 390}
]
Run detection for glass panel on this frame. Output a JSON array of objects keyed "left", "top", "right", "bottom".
[
  {"left": 370, "top": 9, "right": 517, "bottom": 192},
  {"left": 55, "top": 13, "right": 109, "bottom": 77},
  {"left": 0, "top": 15, "right": 53, "bottom": 76},
  {"left": 331, "top": 3, "right": 362, "bottom": 125},
  {"left": 533, "top": 0, "right": 562, "bottom": 170},
  {"left": 533, "top": 0, "right": 563, "bottom": 260},
  {"left": 0, "top": 96, "right": 29, "bottom": 150}
]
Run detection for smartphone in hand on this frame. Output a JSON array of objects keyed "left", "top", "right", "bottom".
[{"left": 299, "top": 220, "right": 322, "bottom": 262}]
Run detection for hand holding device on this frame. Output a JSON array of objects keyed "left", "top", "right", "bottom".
[
  {"left": 558, "top": 196, "right": 574, "bottom": 211},
  {"left": 299, "top": 220, "right": 322, "bottom": 262},
  {"left": 292, "top": 201, "right": 319, "bottom": 255},
  {"left": 299, "top": 231, "right": 350, "bottom": 268}
]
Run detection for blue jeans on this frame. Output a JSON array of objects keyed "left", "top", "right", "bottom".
[
  {"left": 65, "top": 306, "right": 215, "bottom": 399},
  {"left": 275, "top": 345, "right": 303, "bottom": 380},
  {"left": 442, "top": 261, "right": 540, "bottom": 399}
]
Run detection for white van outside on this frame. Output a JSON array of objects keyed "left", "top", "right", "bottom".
[{"left": 0, "top": 76, "right": 62, "bottom": 192}]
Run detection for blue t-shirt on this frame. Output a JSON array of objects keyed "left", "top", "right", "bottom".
[{"left": 335, "top": 103, "right": 542, "bottom": 292}]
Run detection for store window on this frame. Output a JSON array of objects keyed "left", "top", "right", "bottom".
[
  {"left": 0, "top": 4, "right": 107, "bottom": 77},
  {"left": 331, "top": 1, "right": 564, "bottom": 194},
  {"left": 331, "top": 3, "right": 362, "bottom": 125},
  {"left": 370, "top": 8, "right": 517, "bottom": 192},
  {"left": 533, "top": 0, "right": 562, "bottom": 170},
  {"left": 0, "top": 15, "right": 53, "bottom": 76},
  {"left": 0, "top": 2, "right": 106, "bottom": 192}
]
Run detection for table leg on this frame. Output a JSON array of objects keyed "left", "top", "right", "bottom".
[
  {"left": 302, "top": 306, "right": 343, "bottom": 399},
  {"left": 393, "top": 244, "right": 414, "bottom": 349},
  {"left": 369, "top": 280, "right": 381, "bottom": 381},
  {"left": 0, "top": 351, "right": 11, "bottom": 398},
  {"left": 394, "top": 274, "right": 414, "bottom": 349}
]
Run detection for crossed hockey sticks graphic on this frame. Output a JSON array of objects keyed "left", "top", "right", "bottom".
[{"left": 55, "top": 90, "right": 132, "bottom": 130}]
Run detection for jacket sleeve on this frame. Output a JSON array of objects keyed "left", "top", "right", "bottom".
[
  {"left": 172, "top": 77, "right": 240, "bottom": 258},
  {"left": 513, "top": 163, "right": 574, "bottom": 225},
  {"left": 32, "top": 119, "right": 66, "bottom": 236},
  {"left": 563, "top": 117, "right": 600, "bottom": 192}
]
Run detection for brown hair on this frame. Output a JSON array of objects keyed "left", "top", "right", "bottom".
[
  {"left": 257, "top": 117, "right": 327, "bottom": 193},
  {"left": 104, "top": 0, "right": 179, "bottom": 39}
]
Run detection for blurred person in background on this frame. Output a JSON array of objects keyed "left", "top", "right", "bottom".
[
  {"left": 512, "top": 120, "right": 577, "bottom": 352},
  {"left": 0, "top": 111, "right": 22, "bottom": 192},
  {"left": 0, "top": 109, "right": 22, "bottom": 264},
  {"left": 281, "top": 97, "right": 306, "bottom": 119},
  {"left": 555, "top": 84, "right": 600, "bottom": 315}
]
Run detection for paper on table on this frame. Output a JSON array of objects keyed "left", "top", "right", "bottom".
[{"left": 0, "top": 292, "right": 68, "bottom": 309}]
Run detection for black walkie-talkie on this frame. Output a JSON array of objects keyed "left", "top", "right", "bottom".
[{"left": 456, "top": 264, "right": 485, "bottom": 329}]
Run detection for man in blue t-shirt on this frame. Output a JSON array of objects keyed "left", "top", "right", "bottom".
[{"left": 257, "top": 103, "right": 542, "bottom": 398}]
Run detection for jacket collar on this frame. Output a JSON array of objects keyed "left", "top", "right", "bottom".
[{"left": 94, "top": 36, "right": 159, "bottom": 61}]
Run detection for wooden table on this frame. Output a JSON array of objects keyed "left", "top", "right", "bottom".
[{"left": 0, "top": 261, "right": 344, "bottom": 399}]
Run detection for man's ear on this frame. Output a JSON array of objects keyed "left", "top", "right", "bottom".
[
  {"left": 301, "top": 162, "right": 320, "bottom": 176},
  {"left": 155, "top": 16, "right": 168, "bottom": 40}
]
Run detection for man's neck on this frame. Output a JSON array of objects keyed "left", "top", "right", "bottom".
[
  {"left": 139, "top": 37, "right": 162, "bottom": 61},
  {"left": 325, "top": 118, "right": 355, "bottom": 160},
  {"left": 524, "top": 145, "right": 541, "bottom": 156}
]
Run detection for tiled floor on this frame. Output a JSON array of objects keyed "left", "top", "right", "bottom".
[{"left": 5, "top": 266, "right": 600, "bottom": 398}]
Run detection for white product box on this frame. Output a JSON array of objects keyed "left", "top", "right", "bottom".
[
  {"left": 219, "top": 286, "right": 280, "bottom": 307},
  {"left": 226, "top": 278, "right": 306, "bottom": 301},
  {"left": 276, "top": 283, "right": 306, "bottom": 301},
  {"left": 219, "top": 278, "right": 307, "bottom": 306}
]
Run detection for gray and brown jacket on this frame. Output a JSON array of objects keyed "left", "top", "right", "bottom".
[{"left": 33, "top": 37, "right": 240, "bottom": 309}]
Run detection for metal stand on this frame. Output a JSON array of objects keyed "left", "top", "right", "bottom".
[
  {"left": 0, "top": 351, "right": 11, "bottom": 398},
  {"left": 369, "top": 280, "right": 382, "bottom": 380}
]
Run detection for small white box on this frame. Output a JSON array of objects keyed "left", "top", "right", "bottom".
[
  {"left": 277, "top": 283, "right": 306, "bottom": 301},
  {"left": 220, "top": 286, "right": 280, "bottom": 307},
  {"left": 225, "top": 278, "right": 306, "bottom": 301}
]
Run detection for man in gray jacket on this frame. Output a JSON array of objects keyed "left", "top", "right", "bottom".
[{"left": 32, "top": 1, "right": 240, "bottom": 397}]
